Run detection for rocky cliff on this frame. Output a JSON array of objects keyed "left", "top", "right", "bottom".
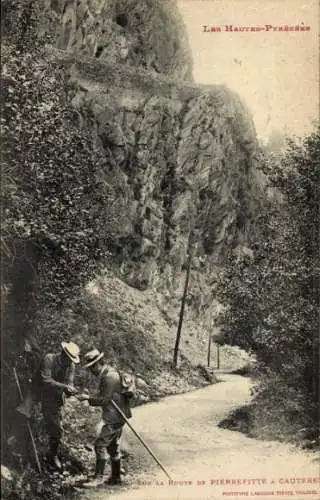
[
  {"left": 1, "top": 1, "right": 260, "bottom": 481},
  {"left": 3, "top": 0, "right": 260, "bottom": 346},
  {"left": 36, "top": 0, "right": 260, "bottom": 332},
  {"left": 43, "top": 0, "right": 193, "bottom": 80}
]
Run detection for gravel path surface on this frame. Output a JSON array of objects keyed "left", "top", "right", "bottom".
[{"left": 79, "top": 374, "right": 319, "bottom": 500}]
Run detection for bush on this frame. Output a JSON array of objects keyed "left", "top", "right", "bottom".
[
  {"left": 216, "top": 127, "right": 320, "bottom": 443},
  {"left": 1, "top": 6, "right": 132, "bottom": 460}
]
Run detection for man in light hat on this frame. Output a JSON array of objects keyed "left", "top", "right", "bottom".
[
  {"left": 39, "top": 342, "right": 80, "bottom": 470},
  {"left": 77, "top": 349, "right": 132, "bottom": 486}
]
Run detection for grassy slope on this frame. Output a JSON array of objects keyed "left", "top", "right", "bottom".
[{"left": 76, "top": 270, "right": 252, "bottom": 385}]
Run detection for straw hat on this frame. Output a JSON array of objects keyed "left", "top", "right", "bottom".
[
  {"left": 61, "top": 342, "right": 80, "bottom": 364},
  {"left": 83, "top": 349, "right": 104, "bottom": 368}
]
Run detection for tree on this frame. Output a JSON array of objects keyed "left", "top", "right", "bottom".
[
  {"left": 216, "top": 127, "right": 320, "bottom": 440},
  {"left": 173, "top": 235, "right": 193, "bottom": 367}
]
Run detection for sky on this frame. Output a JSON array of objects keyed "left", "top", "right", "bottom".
[{"left": 177, "top": 0, "right": 319, "bottom": 141}]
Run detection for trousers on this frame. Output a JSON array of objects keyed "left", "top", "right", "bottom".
[
  {"left": 95, "top": 422, "right": 123, "bottom": 461},
  {"left": 42, "top": 403, "right": 63, "bottom": 440}
]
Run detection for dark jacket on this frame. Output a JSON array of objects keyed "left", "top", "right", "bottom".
[
  {"left": 39, "top": 353, "right": 75, "bottom": 408},
  {"left": 89, "top": 365, "right": 132, "bottom": 425}
]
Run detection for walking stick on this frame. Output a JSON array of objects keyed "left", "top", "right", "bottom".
[
  {"left": 13, "top": 368, "right": 42, "bottom": 474},
  {"left": 110, "top": 399, "right": 173, "bottom": 481}
]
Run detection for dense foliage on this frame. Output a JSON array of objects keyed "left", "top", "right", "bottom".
[
  {"left": 1, "top": 5, "right": 135, "bottom": 316},
  {"left": 216, "top": 128, "right": 320, "bottom": 442},
  {"left": 2, "top": 48, "right": 118, "bottom": 304},
  {"left": 1, "top": 1, "right": 131, "bottom": 461}
]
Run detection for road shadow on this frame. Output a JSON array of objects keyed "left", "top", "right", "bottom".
[
  {"left": 230, "top": 363, "right": 257, "bottom": 377},
  {"left": 218, "top": 405, "right": 253, "bottom": 435}
]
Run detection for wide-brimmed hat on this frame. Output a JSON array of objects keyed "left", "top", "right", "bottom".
[
  {"left": 61, "top": 342, "right": 80, "bottom": 364},
  {"left": 84, "top": 349, "right": 104, "bottom": 368}
]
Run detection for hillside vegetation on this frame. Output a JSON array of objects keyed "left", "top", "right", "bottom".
[
  {"left": 2, "top": 0, "right": 267, "bottom": 497},
  {"left": 216, "top": 129, "right": 320, "bottom": 446}
]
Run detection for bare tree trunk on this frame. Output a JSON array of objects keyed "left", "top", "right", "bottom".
[
  {"left": 207, "top": 333, "right": 211, "bottom": 367},
  {"left": 217, "top": 344, "right": 220, "bottom": 369},
  {"left": 173, "top": 239, "right": 193, "bottom": 368}
]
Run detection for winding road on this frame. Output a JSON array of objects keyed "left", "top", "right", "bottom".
[{"left": 79, "top": 374, "right": 319, "bottom": 500}]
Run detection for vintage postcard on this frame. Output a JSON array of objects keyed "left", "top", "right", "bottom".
[{"left": 1, "top": 0, "right": 319, "bottom": 499}]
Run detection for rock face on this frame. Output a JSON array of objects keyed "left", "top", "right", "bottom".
[
  {"left": 45, "top": 0, "right": 259, "bottom": 327},
  {"left": 49, "top": 0, "right": 193, "bottom": 81}
]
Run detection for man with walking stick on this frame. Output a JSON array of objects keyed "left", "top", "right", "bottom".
[
  {"left": 78, "top": 349, "right": 172, "bottom": 487},
  {"left": 77, "top": 349, "right": 133, "bottom": 487}
]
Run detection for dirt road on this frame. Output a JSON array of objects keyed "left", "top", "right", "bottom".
[{"left": 79, "top": 374, "right": 319, "bottom": 500}]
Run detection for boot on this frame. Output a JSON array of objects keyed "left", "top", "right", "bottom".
[
  {"left": 48, "top": 438, "right": 62, "bottom": 471},
  {"left": 105, "top": 459, "right": 122, "bottom": 485},
  {"left": 82, "top": 459, "right": 106, "bottom": 488},
  {"left": 94, "top": 458, "right": 106, "bottom": 478}
]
